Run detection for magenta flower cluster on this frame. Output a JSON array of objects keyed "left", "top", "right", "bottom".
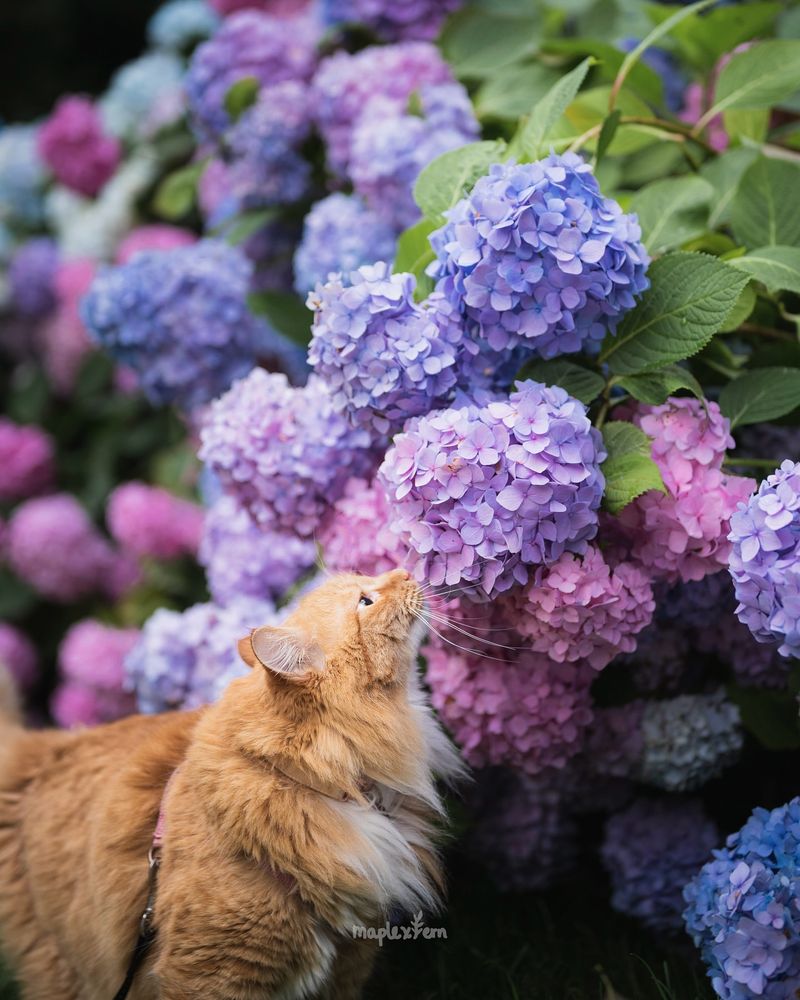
[
  {"left": 38, "top": 96, "right": 121, "bottom": 197},
  {"left": 106, "top": 482, "right": 205, "bottom": 561},
  {"left": 0, "top": 419, "right": 55, "bottom": 502},
  {"left": 318, "top": 476, "right": 405, "bottom": 576}
]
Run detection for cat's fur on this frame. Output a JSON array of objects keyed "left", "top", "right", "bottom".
[{"left": 0, "top": 568, "right": 464, "bottom": 999}]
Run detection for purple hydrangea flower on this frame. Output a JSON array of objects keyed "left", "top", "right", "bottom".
[
  {"left": 728, "top": 460, "right": 800, "bottom": 660},
  {"left": 684, "top": 797, "right": 800, "bottom": 999},
  {"left": 320, "top": 0, "right": 463, "bottom": 41},
  {"left": 308, "top": 263, "right": 466, "bottom": 434},
  {"left": 185, "top": 10, "right": 318, "bottom": 140},
  {"left": 603, "top": 797, "right": 718, "bottom": 933},
  {"left": 199, "top": 369, "right": 375, "bottom": 538},
  {"left": 293, "top": 193, "right": 397, "bottom": 294},
  {"left": 311, "top": 41, "right": 453, "bottom": 175},
  {"left": 81, "top": 239, "right": 261, "bottom": 411},
  {"left": 106, "top": 482, "right": 205, "bottom": 560},
  {"left": 429, "top": 154, "right": 650, "bottom": 358},
  {"left": 200, "top": 494, "right": 317, "bottom": 604},
  {"left": 9, "top": 238, "right": 59, "bottom": 318},
  {"left": 379, "top": 380, "right": 606, "bottom": 596},
  {"left": 318, "top": 476, "right": 406, "bottom": 575},
  {"left": 38, "top": 96, "right": 121, "bottom": 198},
  {"left": 0, "top": 418, "right": 55, "bottom": 502},
  {"left": 126, "top": 597, "right": 278, "bottom": 713},
  {"left": 350, "top": 82, "right": 479, "bottom": 231}
]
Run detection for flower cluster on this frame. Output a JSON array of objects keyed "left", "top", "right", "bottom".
[
  {"left": 126, "top": 598, "right": 277, "bottom": 712},
  {"left": 200, "top": 494, "right": 317, "bottom": 604},
  {"left": 0, "top": 623, "right": 39, "bottom": 690},
  {"left": 147, "top": 0, "right": 219, "bottom": 51},
  {"left": 728, "top": 460, "right": 800, "bottom": 660},
  {"left": 0, "top": 419, "right": 55, "bottom": 502},
  {"left": 38, "top": 96, "right": 121, "bottom": 198},
  {"left": 603, "top": 798, "right": 718, "bottom": 933},
  {"left": 52, "top": 620, "right": 139, "bottom": 728},
  {"left": 116, "top": 225, "right": 196, "bottom": 264},
  {"left": 379, "top": 380, "right": 605, "bottom": 596},
  {"left": 321, "top": 0, "right": 463, "bottom": 41},
  {"left": 199, "top": 369, "right": 375, "bottom": 537},
  {"left": 106, "top": 482, "right": 205, "bottom": 560},
  {"left": 429, "top": 154, "right": 650, "bottom": 357},
  {"left": 318, "top": 477, "right": 405, "bottom": 575},
  {"left": 39, "top": 258, "right": 96, "bottom": 396},
  {"left": 293, "top": 193, "right": 397, "bottom": 294},
  {"left": 209, "top": 0, "right": 308, "bottom": 14},
  {"left": 684, "top": 797, "right": 800, "bottom": 998},
  {"left": 81, "top": 239, "right": 260, "bottom": 411},
  {"left": 0, "top": 125, "right": 47, "bottom": 228},
  {"left": 100, "top": 52, "right": 185, "bottom": 140},
  {"left": 9, "top": 238, "right": 59, "bottom": 317}
]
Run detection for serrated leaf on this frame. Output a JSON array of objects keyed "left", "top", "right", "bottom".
[
  {"left": 719, "top": 367, "right": 800, "bottom": 428},
  {"left": 413, "top": 140, "right": 506, "bottom": 219},
  {"left": 248, "top": 291, "right": 312, "bottom": 348},
  {"left": 515, "top": 359, "right": 605, "bottom": 405},
  {"left": 601, "top": 421, "right": 666, "bottom": 515},
  {"left": 600, "top": 253, "right": 750, "bottom": 375},
  {"left": 474, "top": 62, "right": 560, "bottom": 120},
  {"left": 730, "top": 246, "right": 800, "bottom": 295},
  {"left": 517, "top": 57, "right": 594, "bottom": 160},
  {"left": 615, "top": 366, "right": 704, "bottom": 405},
  {"left": 720, "top": 283, "right": 756, "bottom": 332},
  {"left": 703, "top": 40, "right": 800, "bottom": 121},
  {"left": 730, "top": 157, "right": 800, "bottom": 250},
  {"left": 224, "top": 76, "right": 259, "bottom": 122},
  {"left": 152, "top": 161, "right": 205, "bottom": 221},
  {"left": 701, "top": 147, "right": 759, "bottom": 229},
  {"left": 440, "top": 8, "right": 541, "bottom": 78},
  {"left": 631, "top": 176, "right": 713, "bottom": 256}
]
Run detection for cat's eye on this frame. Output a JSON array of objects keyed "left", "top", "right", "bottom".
[{"left": 358, "top": 595, "right": 374, "bottom": 607}]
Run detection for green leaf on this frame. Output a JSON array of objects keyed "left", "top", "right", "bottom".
[
  {"left": 516, "top": 359, "right": 605, "bottom": 405},
  {"left": 615, "top": 366, "right": 704, "bottom": 406},
  {"left": 719, "top": 367, "right": 800, "bottom": 428},
  {"left": 631, "top": 176, "right": 713, "bottom": 256},
  {"left": 722, "top": 107, "right": 769, "bottom": 146},
  {"left": 152, "top": 161, "right": 205, "bottom": 221},
  {"left": 440, "top": 7, "right": 541, "bottom": 78},
  {"left": 542, "top": 85, "right": 656, "bottom": 157},
  {"left": 248, "top": 291, "right": 312, "bottom": 348},
  {"left": 594, "top": 110, "right": 621, "bottom": 166},
  {"left": 540, "top": 38, "right": 664, "bottom": 107},
  {"left": 393, "top": 218, "right": 438, "bottom": 299},
  {"left": 601, "top": 421, "right": 666, "bottom": 515},
  {"left": 517, "top": 57, "right": 594, "bottom": 160},
  {"left": 413, "top": 140, "right": 506, "bottom": 219},
  {"left": 730, "top": 246, "right": 800, "bottom": 295},
  {"left": 730, "top": 157, "right": 800, "bottom": 249},
  {"left": 720, "top": 282, "right": 756, "bottom": 332},
  {"left": 221, "top": 208, "right": 277, "bottom": 245},
  {"left": 701, "top": 40, "right": 800, "bottom": 123},
  {"left": 727, "top": 685, "right": 800, "bottom": 752},
  {"left": 224, "top": 76, "right": 259, "bottom": 122},
  {"left": 599, "top": 252, "right": 750, "bottom": 375},
  {"left": 474, "top": 62, "right": 560, "bottom": 120},
  {"left": 700, "top": 147, "right": 758, "bottom": 229}
]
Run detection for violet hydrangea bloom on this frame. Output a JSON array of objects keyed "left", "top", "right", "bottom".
[
  {"left": 293, "top": 193, "right": 397, "bottom": 294},
  {"left": 199, "top": 369, "right": 375, "bottom": 537},
  {"left": 318, "top": 477, "right": 406, "bottom": 575},
  {"left": 200, "top": 495, "right": 317, "bottom": 604},
  {"left": 185, "top": 10, "right": 318, "bottom": 140},
  {"left": 684, "top": 797, "right": 800, "bottom": 999},
  {"left": 311, "top": 42, "right": 453, "bottom": 175},
  {"left": 209, "top": 0, "right": 309, "bottom": 14},
  {"left": 429, "top": 154, "right": 650, "bottom": 358},
  {"left": 81, "top": 239, "right": 260, "bottom": 411},
  {"left": 0, "top": 623, "right": 39, "bottom": 690},
  {"left": 9, "top": 238, "right": 59, "bottom": 317},
  {"left": 320, "top": 0, "right": 463, "bottom": 41},
  {"left": 0, "top": 418, "right": 55, "bottom": 502},
  {"left": 106, "top": 482, "right": 205, "bottom": 560},
  {"left": 308, "top": 263, "right": 466, "bottom": 434},
  {"left": 602, "top": 797, "right": 718, "bottom": 933},
  {"left": 38, "top": 96, "right": 121, "bottom": 198},
  {"left": 728, "top": 460, "right": 800, "bottom": 660},
  {"left": 379, "top": 380, "right": 606, "bottom": 596}
]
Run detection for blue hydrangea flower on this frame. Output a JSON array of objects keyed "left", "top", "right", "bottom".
[
  {"left": 350, "top": 82, "right": 479, "bottom": 231},
  {"left": 199, "top": 369, "right": 376, "bottom": 537},
  {"left": 684, "top": 797, "right": 800, "bottom": 999},
  {"left": 429, "top": 153, "right": 650, "bottom": 358},
  {"left": 308, "top": 262, "right": 466, "bottom": 434},
  {"left": 0, "top": 125, "right": 47, "bottom": 229},
  {"left": 81, "top": 239, "right": 260, "bottom": 411},
  {"left": 9, "top": 238, "right": 59, "bottom": 317},
  {"left": 100, "top": 52, "right": 185, "bottom": 139},
  {"left": 320, "top": 0, "right": 463, "bottom": 42},
  {"left": 126, "top": 597, "right": 277, "bottom": 713},
  {"left": 200, "top": 494, "right": 317, "bottom": 605},
  {"left": 293, "top": 193, "right": 397, "bottom": 294},
  {"left": 379, "top": 380, "right": 606, "bottom": 596},
  {"left": 148, "top": 0, "right": 220, "bottom": 51},
  {"left": 185, "top": 9, "right": 317, "bottom": 140},
  {"left": 729, "top": 460, "right": 800, "bottom": 660}
]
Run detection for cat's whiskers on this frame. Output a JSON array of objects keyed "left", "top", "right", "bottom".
[{"left": 408, "top": 608, "right": 515, "bottom": 663}]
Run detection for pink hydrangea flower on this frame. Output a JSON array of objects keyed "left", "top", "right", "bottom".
[
  {"left": 39, "top": 258, "right": 96, "bottom": 395},
  {"left": 318, "top": 477, "right": 407, "bottom": 576},
  {"left": 507, "top": 546, "right": 655, "bottom": 671},
  {"left": 115, "top": 225, "right": 196, "bottom": 264},
  {"left": 0, "top": 623, "right": 39, "bottom": 689},
  {"left": 0, "top": 418, "right": 55, "bottom": 502},
  {"left": 106, "top": 482, "right": 205, "bottom": 560},
  {"left": 209, "top": 0, "right": 309, "bottom": 14},
  {"left": 38, "top": 96, "right": 121, "bottom": 197}
]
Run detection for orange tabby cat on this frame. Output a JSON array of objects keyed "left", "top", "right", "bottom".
[{"left": 0, "top": 568, "right": 464, "bottom": 999}]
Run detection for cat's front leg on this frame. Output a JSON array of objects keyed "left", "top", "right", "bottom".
[{"left": 318, "top": 935, "right": 378, "bottom": 1000}]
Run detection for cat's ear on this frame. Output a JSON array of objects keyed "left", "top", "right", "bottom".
[{"left": 240, "top": 626, "right": 325, "bottom": 682}]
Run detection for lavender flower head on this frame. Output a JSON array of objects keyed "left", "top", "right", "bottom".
[
  {"left": 0, "top": 623, "right": 39, "bottom": 690},
  {"left": 38, "top": 96, "right": 121, "bottom": 198},
  {"left": 293, "top": 193, "right": 397, "bottom": 294},
  {"left": 185, "top": 10, "right": 318, "bottom": 140},
  {"left": 602, "top": 797, "right": 718, "bottom": 933},
  {"left": 321, "top": 0, "right": 462, "bottom": 41},
  {"left": 318, "top": 476, "right": 406, "bottom": 575},
  {"left": 379, "top": 380, "right": 605, "bottom": 596},
  {"left": 200, "top": 494, "right": 317, "bottom": 604},
  {"left": 106, "top": 482, "right": 205, "bottom": 560},
  {"left": 429, "top": 154, "right": 650, "bottom": 358},
  {"left": 9, "top": 238, "right": 59, "bottom": 318},
  {"left": 148, "top": 0, "right": 220, "bottom": 51},
  {"left": 126, "top": 598, "right": 278, "bottom": 713},
  {"left": 199, "top": 369, "right": 374, "bottom": 538},
  {"left": 684, "top": 797, "right": 800, "bottom": 999},
  {"left": 308, "top": 263, "right": 466, "bottom": 435},
  {"left": 81, "top": 239, "right": 260, "bottom": 411},
  {"left": 0, "top": 419, "right": 55, "bottom": 502},
  {"left": 728, "top": 460, "right": 800, "bottom": 660}
]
